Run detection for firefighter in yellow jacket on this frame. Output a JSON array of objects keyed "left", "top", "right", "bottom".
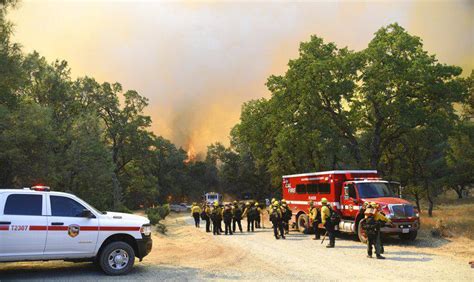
[
  {"left": 269, "top": 201, "right": 285, "bottom": 239},
  {"left": 203, "top": 204, "right": 212, "bottom": 232},
  {"left": 309, "top": 200, "right": 321, "bottom": 240},
  {"left": 364, "top": 202, "right": 391, "bottom": 259},
  {"left": 321, "top": 198, "right": 335, "bottom": 248},
  {"left": 191, "top": 202, "right": 202, "bottom": 228}
]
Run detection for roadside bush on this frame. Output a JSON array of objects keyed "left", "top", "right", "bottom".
[{"left": 146, "top": 205, "right": 170, "bottom": 233}]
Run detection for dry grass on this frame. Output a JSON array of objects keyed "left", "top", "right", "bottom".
[{"left": 418, "top": 193, "right": 474, "bottom": 240}]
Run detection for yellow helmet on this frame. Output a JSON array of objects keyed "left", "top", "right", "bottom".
[
  {"left": 233, "top": 200, "right": 238, "bottom": 204},
  {"left": 192, "top": 202, "right": 197, "bottom": 205},
  {"left": 271, "top": 198, "right": 276, "bottom": 202},
  {"left": 321, "top": 198, "right": 328, "bottom": 205},
  {"left": 213, "top": 201, "right": 219, "bottom": 206},
  {"left": 246, "top": 201, "right": 250, "bottom": 206},
  {"left": 255, "top": 202, "right": 259, "bottom": 206},
  {"left": 281, "top": 199, "right": 287, "bottom": 203},
  {"left": 370, "top": 202, "right": 378, "bottom": 208}
]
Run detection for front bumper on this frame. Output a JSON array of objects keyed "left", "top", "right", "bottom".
[
  {"left": 380, "top": 220, "right": 420, "bottom": 234},
  {"left": 136, "top": 236, "right": 153, "bottom": 260}
]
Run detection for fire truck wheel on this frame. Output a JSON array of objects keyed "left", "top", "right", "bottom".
[
  {"left": 399, "top": 230, "right": 417, "bottom": 241},
  {"left": 297, "top": 214, "right": 309, "bottom": 233},
  {"left": 99, "top": 241, "right": 135, "bottom": 276},
  {"left": 357, "top": 219, "right": 368, "bottom": 243}
]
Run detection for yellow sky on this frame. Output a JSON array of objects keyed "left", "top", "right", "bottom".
[{"left": 8, "top": 0, "right": 474, "bottom": 153}]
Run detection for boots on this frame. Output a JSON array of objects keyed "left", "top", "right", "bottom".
[{"left": 376, "top": 255, "right": 385, "bottom": 259}]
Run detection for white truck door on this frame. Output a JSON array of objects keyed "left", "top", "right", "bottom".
[
  {"left": 44, "top": 195, "right": 99, "bottom": 258},
  {"left": 0, "top": 193, "right": 47, "bottom": 261}
]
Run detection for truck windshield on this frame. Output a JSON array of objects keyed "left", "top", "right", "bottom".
[{"left": 356, "top": 182, "right": 394, "bottom": 198}]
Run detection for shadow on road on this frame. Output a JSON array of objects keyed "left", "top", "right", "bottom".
[{"left": 0, "top": 262, "right": 215, "bottom": 281}]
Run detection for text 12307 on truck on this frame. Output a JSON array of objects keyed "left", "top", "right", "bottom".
[
  {"left": 0, "top": 186, "right": 152, "bottom": 275},
  {"left": 283, "top": 170, "right": 420, "bottom": 242}
]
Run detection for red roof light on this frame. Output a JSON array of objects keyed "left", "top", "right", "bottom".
[{"left": 31, "top": 185, "right": 50, "bottom": 192}]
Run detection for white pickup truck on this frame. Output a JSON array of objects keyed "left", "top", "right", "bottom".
[{"left": 0, "top": 186, "right": 152, "bottom": 275}]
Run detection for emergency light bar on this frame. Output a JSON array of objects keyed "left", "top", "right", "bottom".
[{"left": 31, "top": 185, "right": 51, "bottom": 192}]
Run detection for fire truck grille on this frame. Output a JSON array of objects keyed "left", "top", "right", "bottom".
[{"left": 390, "top": 204, "right": 415, "bottom": 218}]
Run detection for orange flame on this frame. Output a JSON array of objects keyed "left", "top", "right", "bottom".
[{"left": 184, "top": 143, "right": 197, "bottom": 164}]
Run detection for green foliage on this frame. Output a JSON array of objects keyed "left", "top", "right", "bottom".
[
  {"left": 146, "top": 205, "right": 170, "bottom": 226},
  {"left": 230, "top": 23, "right": 472, "bottom": 212}
]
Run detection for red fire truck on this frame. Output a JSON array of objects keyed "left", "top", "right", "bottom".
[{"left": 282, "top": 170, "right": 420, "bottom": 242}]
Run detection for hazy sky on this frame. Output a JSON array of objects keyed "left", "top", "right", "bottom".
[{"left": 8, "top": 0, "right": 474, "bottom": 154}]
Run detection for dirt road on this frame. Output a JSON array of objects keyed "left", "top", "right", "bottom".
[{"left": 1, "top": 214, "right": 472, "bottom": 281}]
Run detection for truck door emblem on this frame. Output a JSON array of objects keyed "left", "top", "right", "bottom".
[{"left": 68, "top": 224, "right": 80, "bottom": 238}]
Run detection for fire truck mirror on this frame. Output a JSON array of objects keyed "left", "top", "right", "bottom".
[{"left": 344, "top": 186, "right": 350, "bottom": 200}]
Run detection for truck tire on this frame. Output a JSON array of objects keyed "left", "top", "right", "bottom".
[
  {"left": 99, "top": 241, "right": 135, "bottom": 275},
  {"left": 297, "top": 214, "right": 309, "bottom": 233},
  {"left": 357, "top": 219, "right": 368, "bottom": 243},
  {"left": 399, "top": 230, "right": 417, "bottom": 241}
]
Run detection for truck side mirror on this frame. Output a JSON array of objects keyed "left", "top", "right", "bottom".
[
  {"left": 81, "top": 209, "right": 94, "bottom": 218},
  {"left": 344, "top": 186, "right": 349, "bottom": 200}
]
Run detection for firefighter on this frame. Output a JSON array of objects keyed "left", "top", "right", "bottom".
[
  {"left": 243, "top": 202, "right": 257, "bottom": 232},
  {"left": 202, "top": 203, "right": 211, "bottom": 232},
  {"left": 211, "top": 201, "right": 222, "bottom": 235},
  {"left": 321, "top": 198, "right": 336, "bottom": 248},
  {"left": 191, "top": 202, "right": 202, "bottom": 228},
  {"left": 280, "top": 199, "right": 292, "bottom": 234},
  {"left": 309, "top": 200, "right": 321, "bottom": 240},
  {"left": 269, "top": 201, "right": 285, "bottom": 239},
  {"left": 232, "top": 201, "right": 243, "bottom": 233},
  {"left": 255, "top": 202, "right": 262, "bottom": 228},
  {"left": 363, "top": 202, "right": 391, "bottom": 259},
  {"left": 223, "top": 204, "right": 233, "bottom": 235}
]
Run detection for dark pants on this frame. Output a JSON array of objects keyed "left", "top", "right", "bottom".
[
  {"left": 324, "top": 222, "right": 335, "bottom": 246},
  {"left": 193, "top": 213, "right": 200, "bottom": 227},
  {"left": 212, "top": 219, "right": 221, "bottom": 235},
  {"left": 313, "top": 221, "right": 321, "bottom": 239},
  {"left": 367, "top": 233, "right": 382, "bottom": 256},
  {"left": 283, "top": 220, "right": 290, "bottom": 234},
  {"left": 247, "top": 217, "right": 255, "bottom": 232},
  {"left": 224, "top": 219, "right": 233, "bottom": 235},
  {"left": 233, "top": 218, "right": 243, "bottom": 232},
  {"left": 205, "top": 218, "right": 211, "bottom": 232},
  {"left": 377, "top": 231, "right": 384, "bottom": 254},
  {"left": 255, "top": 216, "right": 261, "bottom": 228},
  {"left": 272, "top": 220, "right": 285, "bottom": 239}
]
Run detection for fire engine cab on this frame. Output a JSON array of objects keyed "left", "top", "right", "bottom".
[
  {"left": 0, "top": 186, "right": 152, "bottom": 275},
  {"left": 282, "top": 170, "right": 420, "bottom": 242}
]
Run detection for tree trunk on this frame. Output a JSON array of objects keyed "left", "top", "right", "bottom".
[
  {"left": 112, "top": 172, "right": 122, "bottom": 210},
  {"left": 427, "top": 192, "right": 434, "bottom": 217},
  {"left": 415, "top": 192, "right": 421, "bottom": 213},
  {"left": 454, "top": 185, "right": 464, "bottom": 199}
]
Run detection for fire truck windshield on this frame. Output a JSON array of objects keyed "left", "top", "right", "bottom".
[{"left": 356, "top": 182, "right": 394, "bottom": 198}]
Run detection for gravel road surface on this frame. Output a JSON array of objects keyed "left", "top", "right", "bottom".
[{"left": 1, "top": 214, "right": 472, "bottom": 281}]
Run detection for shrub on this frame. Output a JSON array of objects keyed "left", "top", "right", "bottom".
[{"left": 146, "top": 205, "right": 170, "bottom": 233}]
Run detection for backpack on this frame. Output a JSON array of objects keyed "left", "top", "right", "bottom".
[
  {"left": 283, "top": 206, "right": 292, "bottom": 221},
  {"left": 211, "top": 207, "right": 221, "bottom": 221},
  {"left": 328, "top": 206, "right": 341, "bottom": 225},
  {"left": 364, "top": 216, "right": 378, "bottom": 236},
  {"left": 269, "top": 207, "right": 281, "bottom": 223},
  {"left": 201, "top": 210, "right": 208, "bottom": 220},
  {"left": 223, "top": 208, "right": 233, "bottom": 221},
  {"left": 248, "top": 206, "right": 258, "bottom": 218},
  {"left": 234, "top": 207, "right": 242, "bottom": 220}
]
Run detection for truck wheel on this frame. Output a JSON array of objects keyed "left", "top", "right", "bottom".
[
  {"left": 399, "top": 230, "right": 417, "bottom": 241},
  {"left": 357, "top": 219, "right": 368, "bottom": 243},
  {"left": 99, "top": 241, "right": 135, "bottom": 275},
  {"left": 297, "top": 214, "right": 309, "bottom": 233}
]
